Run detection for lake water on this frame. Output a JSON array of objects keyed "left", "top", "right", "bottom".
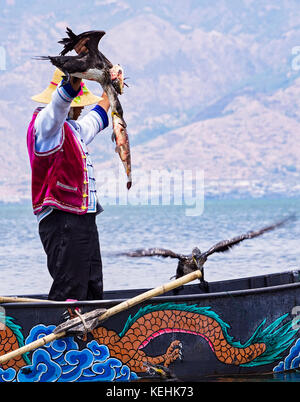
[{"left": 0, "top": 196, "right": 299, "bottom": 296}]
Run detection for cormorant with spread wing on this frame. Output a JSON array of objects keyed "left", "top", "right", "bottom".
[
  {"left": 35, "top": 27, "right": 132, "bottom": 189},
  {"left": 121, "top": 215, "right": 295, "bottom": 292},
  {"left": 35, "top": 27, "right": 126, "bottom": 124}
]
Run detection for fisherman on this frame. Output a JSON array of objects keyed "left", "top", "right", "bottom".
[{"left": 27, "top": 40, "right": 117, "bottom": 301}]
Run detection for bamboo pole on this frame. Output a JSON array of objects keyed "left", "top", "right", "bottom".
[
  {"left": 0, "top": 270, "right": 202, "bottom": 365},
  {"left": 97, "top": 270, "right": 202, "bottom": 323},
  {"left": 0, "top": 296, "right": 56, "bottom": 304}
]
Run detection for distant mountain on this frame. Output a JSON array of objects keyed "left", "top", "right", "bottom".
[
  {"left": 0, "top": 0, "right": 300, "bottom": 202},
  {"left": 95, "top": 79, "right": 300, "bottom": 200}
]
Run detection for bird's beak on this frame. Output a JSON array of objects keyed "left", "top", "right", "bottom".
[
  {"left": 193, "top": 257, "right": 202, "bottom": 271},
  {"left": 119, "top": 78, "right": 124, "bottom": 94},
  {"left": 110, "top": 65, "right": 125, "bottom": 95}
]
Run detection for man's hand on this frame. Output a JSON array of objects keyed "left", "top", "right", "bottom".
[
  {"left": 98, "top": 92, "right": 110, "bottom": 112},
  {"left": 70, "top": 76, "right": 81, "bottom": 91}
]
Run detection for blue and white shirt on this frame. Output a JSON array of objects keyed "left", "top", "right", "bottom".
[{"left": 34, "top": 81, "right": 109, "bottom": 222}]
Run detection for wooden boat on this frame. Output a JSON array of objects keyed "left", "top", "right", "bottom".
[{"left": 0, "top": 269, "right": 300, "bottom": 382}]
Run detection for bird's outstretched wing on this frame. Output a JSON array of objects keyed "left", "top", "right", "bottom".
[
  {"left": 202, "top": 215, "right": 295, "bottom": 258},
  {"left": 120, "top": 248, "right": 184, "bottom": 259},
  {"left": 58, "top": 27, "right": 106, "bottom": 56}
]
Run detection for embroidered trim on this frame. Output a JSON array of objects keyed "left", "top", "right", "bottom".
[
  {"left": 70, "top": 131, "right": 89, "bottom": 210},
  {"left": 33, "top": 198, "right": 86, "bottom": 214},
  {"left": 34, "top": 126, "right": 65, "bottom": 157},
  {"left": 56, "top": 181, "right": 78, "bottom": 192},
  {"left": 57, "top": 85, "right": 74, "bottom": 103}
]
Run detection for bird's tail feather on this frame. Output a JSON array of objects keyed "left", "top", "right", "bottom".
[
  {"left": 66, "top": 27, "right": 77, "bottom": 39},
  {"left": 58, "top": 27, "right": 78, "bottom": 56}
]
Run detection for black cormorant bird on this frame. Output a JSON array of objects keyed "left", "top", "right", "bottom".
[
  {"left": 35, "top": 27, "right": 126, "bottom": 124},
  {"left": 121, "top": 215, "right": 295, "bottom": 292},
  {"left": 35, "top": 27, "right": 133, "bottom": 189}
]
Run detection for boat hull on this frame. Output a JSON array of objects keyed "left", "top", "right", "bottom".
[{"left": 0, "top": 270, "right": 300, "bottom": 382}]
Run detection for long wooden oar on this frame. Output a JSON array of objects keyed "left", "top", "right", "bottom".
[{"left": 0, "top": 270, "right": 202, "bottom": 365}]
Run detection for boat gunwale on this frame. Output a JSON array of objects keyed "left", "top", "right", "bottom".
[{"left": 3, "top": 278, "right": 300, "bottom": 309}]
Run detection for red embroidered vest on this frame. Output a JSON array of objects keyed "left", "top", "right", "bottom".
[{"left": 27, "top": 110, "right": 89, "bottom": 215}]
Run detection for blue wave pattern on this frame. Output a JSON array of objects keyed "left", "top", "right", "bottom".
[
  {"left": 0, "top": 324, "right": 138, "bottom": 382},
  {"left": 273, "top": 338, "right": 300, "bottom": 372}
]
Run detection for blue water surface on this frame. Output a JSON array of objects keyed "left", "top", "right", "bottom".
[{"left": 0, "top": 197, "right": 299, "bottom": 295}]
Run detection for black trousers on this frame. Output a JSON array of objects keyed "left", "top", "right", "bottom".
[{"left": 39, "top": 209, "right": 103, "bottom": 301}]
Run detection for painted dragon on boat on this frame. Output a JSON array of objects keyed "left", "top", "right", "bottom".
[
  {"left": 0, "top": 303, "right": 299, "bottom": 381},
  {"left": 91, "top": 303, "right": 299, "bottom": 371}
]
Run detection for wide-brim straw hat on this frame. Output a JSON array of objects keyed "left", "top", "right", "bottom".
[{"left": 31, "top": 68, "right": 102, "bottom": 107}]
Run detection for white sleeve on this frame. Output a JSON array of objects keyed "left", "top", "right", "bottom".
[
  {"left": 34, "top": 82, "right": 79, "bottom": 153},
  {"left": 75, "top": 105, "right": 109, "bottom": 145}
]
